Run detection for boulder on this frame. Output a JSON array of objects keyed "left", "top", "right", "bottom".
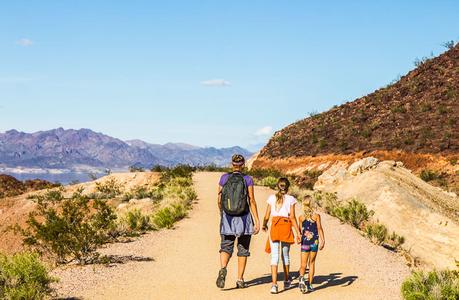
[{"left": 348, "top": 157, "right": 379, "bottom": 176}]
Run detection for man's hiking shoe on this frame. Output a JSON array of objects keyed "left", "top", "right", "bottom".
[
  {"left": 270, "top": 284, "right": 279, "bottom": 294},
  {"left": 236, "top": 279, "right": 246, "bottom": 289},
  {"left": 216, "top": 268, "right": 227, "bottom": 288},
  {"left": 284, "top": 280, "right": 292, "bottom": 289},
  {"left": 307, "top": 283, "right": 314, "bottom": 292}
]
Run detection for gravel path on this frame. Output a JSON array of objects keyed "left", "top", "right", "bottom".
[{"left": 53, "top": 172, "right": 410, "bottom": 299}]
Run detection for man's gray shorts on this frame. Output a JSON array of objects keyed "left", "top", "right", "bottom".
[{"left": 220, "top": 235, "right": 251, "bottom": 257}]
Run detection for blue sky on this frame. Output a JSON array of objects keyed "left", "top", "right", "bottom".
[{"left": 1, "top": 1, "right": 458, "bottom": 150}]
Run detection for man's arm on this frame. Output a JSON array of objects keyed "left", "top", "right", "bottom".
[
  {"left": 217, "top": 185, "right": 222, "bottom": 211},
  {"left": 248, "top": 185, "right": 260, "bottom": 234}
]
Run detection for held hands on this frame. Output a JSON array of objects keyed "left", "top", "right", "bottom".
[
  {"left": 253, "top": 223, "right": 260, "bottom": 235},
  {"left": 296, "top": 235, "right": 301, "bottom": 244}
]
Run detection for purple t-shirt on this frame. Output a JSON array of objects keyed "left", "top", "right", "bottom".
[
  {"left": 219, "top": 172, "right": 254, "bottom": 236},
  {"left": 219, "top": 172, "right": 254, "bottom": 188}
]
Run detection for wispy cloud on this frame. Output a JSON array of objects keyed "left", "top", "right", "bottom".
[
  {"left": 254, "top": 126, "right": 273, "bottom": 136},
  {"left": 200, "top": 79, "right": 231, "bottom": 87},
  {"left": 16, "top": 38, "right": 33, "bottom": 47}
]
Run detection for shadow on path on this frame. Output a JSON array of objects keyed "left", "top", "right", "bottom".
[
  {"left": 224, "top": 271, "right": 357, "bottom": 293},
  {"left": 100, "top": 254, "right": 154, "bottom": 266},
  {"left": 313, "top": 272, "right": 358, "bottom": 290}
]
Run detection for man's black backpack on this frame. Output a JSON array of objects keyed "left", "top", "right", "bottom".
[{"left": 221, "top": 172, "right": 249, "bottom": 216}]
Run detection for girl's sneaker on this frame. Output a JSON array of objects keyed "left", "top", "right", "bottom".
[
  {"left": 298, "top": 277, "right": 307, "bottom": 294},
  {"left": 284, "top": 280, "right": 292, "bottom": 289},
  {"left": 307, "top": 283, "right": 314, "bottom": 292},
  {"left": 236, "top": 279, "right": 246, "bottom": 289},
  {"left": 270, "top": 284, "right": 279, "bottom": 294}
]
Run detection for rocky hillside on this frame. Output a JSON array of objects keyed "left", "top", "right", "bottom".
[
  {"left": 253, "top": 44, "right": 459, "bottom": 193},
  {"left": 258, "top": 44, "right": 459, "bottom": 160},
  {"left": 0, "top": 128, "right": 252, "bottom": 170}
]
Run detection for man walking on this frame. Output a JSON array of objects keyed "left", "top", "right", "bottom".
[{"left": 216, "top": 154, "right": 260, "bottom": 289}]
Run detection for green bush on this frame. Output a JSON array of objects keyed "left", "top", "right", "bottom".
[
  {"left": 19, "top": 188, "right": 117, "bottom": 264},
  {"left": 420, "top": 170, "right": 439, "bottom": 182},
  {"left": 331, "top": 198, "right": 374, "bottom": 229},
  {"left": 0, "top": 252, "right": 56, "bottom": 300},
  {"left": 313, "top": 191, "right": 339, "bottom": 213},
  {"left": 120, "top": 209, "right": 153, "bottom": 234},
  {"left": 160, "top": 165, "right": 195, "bottom": 182},
  {"left": 387, "top": 231, "right": 405, "bottom": 249},
  {"left": 129, "top": 165, "right": 145, "bottom": 172},
  {"left": 259, "top": 176, "right": 278, "bottom": 189},
  {"left": 246, "top": 168, "right": 284, "bottom": 180},
  {"left": 26, "top": 187, "right": 65, "bottom": 202},
  {"left": 365, "top": 223, "right": 388, "bottom": 245},
  {"left": 292, "top": 169, "right": 323, "bottom": 190},
  {"left": 152, "top": 202, "right": 188, "bottom": 229},
  {"left": 196, "top": 164, "right": 231, "bottom": 172},
  {"left": 401, "top": 269, "right": 459, "bottom": 300},
  {"left": 94, "top": 177, "right": 123, "bottom": 199}
]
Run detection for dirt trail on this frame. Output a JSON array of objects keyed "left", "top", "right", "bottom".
[{"left": 54, "top": 172, "right": 410, "bottom": 299}]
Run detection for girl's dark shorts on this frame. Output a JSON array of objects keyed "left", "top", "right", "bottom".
[{"left": 220, "top": 235, "right": 251, "bottom": 257}]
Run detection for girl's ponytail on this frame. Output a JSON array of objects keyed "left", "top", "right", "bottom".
[{"left": 275, "top": 177, "right": 290, "bottom": 206}]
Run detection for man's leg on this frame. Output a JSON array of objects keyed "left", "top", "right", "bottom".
[
  {"left": 220, "top": 251, "right": 231, "bottom": 268},
  {"left": 236, "top": 235, "right": 252, "bottom": 284},
  {"left": 237, "top": 256, "right": 248, "bottom": 280},
  {"left": 217, "top": 235, "right": 235, "bottom": 288}
]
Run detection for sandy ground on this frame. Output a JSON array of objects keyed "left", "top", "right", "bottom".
[{"left": 53, "top": 172, "right": 410, "bottom": 300}]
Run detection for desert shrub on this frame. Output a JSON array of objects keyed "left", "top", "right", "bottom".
[
  {"left": 442, "top": 40, "right": 456, "bottom": 50},
  {"left": 289, "top": 185, "right": 311, "bottom": 201},
  {"left": 449, "top": 157, "right": 458, "bottom": 166},
  {"left": 196, "top": 164, "right": 231, "bottom": 172},
  {"left": 95, "top": 177, "right": 123, "bottom": 198},
  {"left": 159, "top": 165, "right": 195, "bottom": 182},
  {"left": 391, "top": 105, "right": 407, "bottom": 113},
  {"left": 246, "top": 168, "right": 284, "bottom": 180},
  {"left": 386, "top": 231, "right": 405, "bottom": 249},
  {"left": 259, "top": 176, "right": 278, "bottom": 189},
  {"left": 122, "top": 184, "right": 165, "bottom": 202},
  {"left": 294, "top": 169, "right": 323, "bottom": 189},
  {"left": 152, "top": 202, "right": 188, "bottom": 229},
  {"left": 119, "top": 209, "right": 153, "bottom": 235},
  {"left": 331, "top": 198, "right": 374, "bottom": 229},
  {"left": 19, "top": 189, "right": 117, "bottom": 264},
  {"left": 313, "top": 191, "right": 340, "bottom": 213},
  {"left": 401, "top": 269, "right": 459, "bottom": 300},
  {"left": 0, "top": 252, "right": 56, "bottom": 300},
  {"left": 319, "top": 140, "right": 327, "bottom": 148},
  {"left": 129, "top": 165, "right": 145, "bottom": 172},
  {"left": 437, "top": 105, "right": 448, "bottom": 115},
  {"left": 26, "top": 188, "right": 64, "bottom": 202},
  {"left": 420, "top": 170, "right": 439, "bottom": 182},
  {"left": 414, "top": 56, "right": 429, "bottom": 67},
  {"left": 365, "top": 223, "right": 388, "bottom": 245},
  {"left": 131, "top": 186, "right": 151, "bottom": 199},
  {"left": 420, "top": 103, "right": 432, "bottom": 112}
]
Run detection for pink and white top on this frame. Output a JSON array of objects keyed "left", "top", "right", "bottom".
[{"left": 267, "top": 194, "right": 297, "bottom": 218}]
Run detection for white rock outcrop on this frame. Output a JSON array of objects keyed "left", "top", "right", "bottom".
[{"left": 348, "top": 157, "right": 379, "bottom": 176}]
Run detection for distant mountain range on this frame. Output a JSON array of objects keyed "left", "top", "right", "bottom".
[{"left": 0, "top": 128, "right": 253, "bottom": 170}]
